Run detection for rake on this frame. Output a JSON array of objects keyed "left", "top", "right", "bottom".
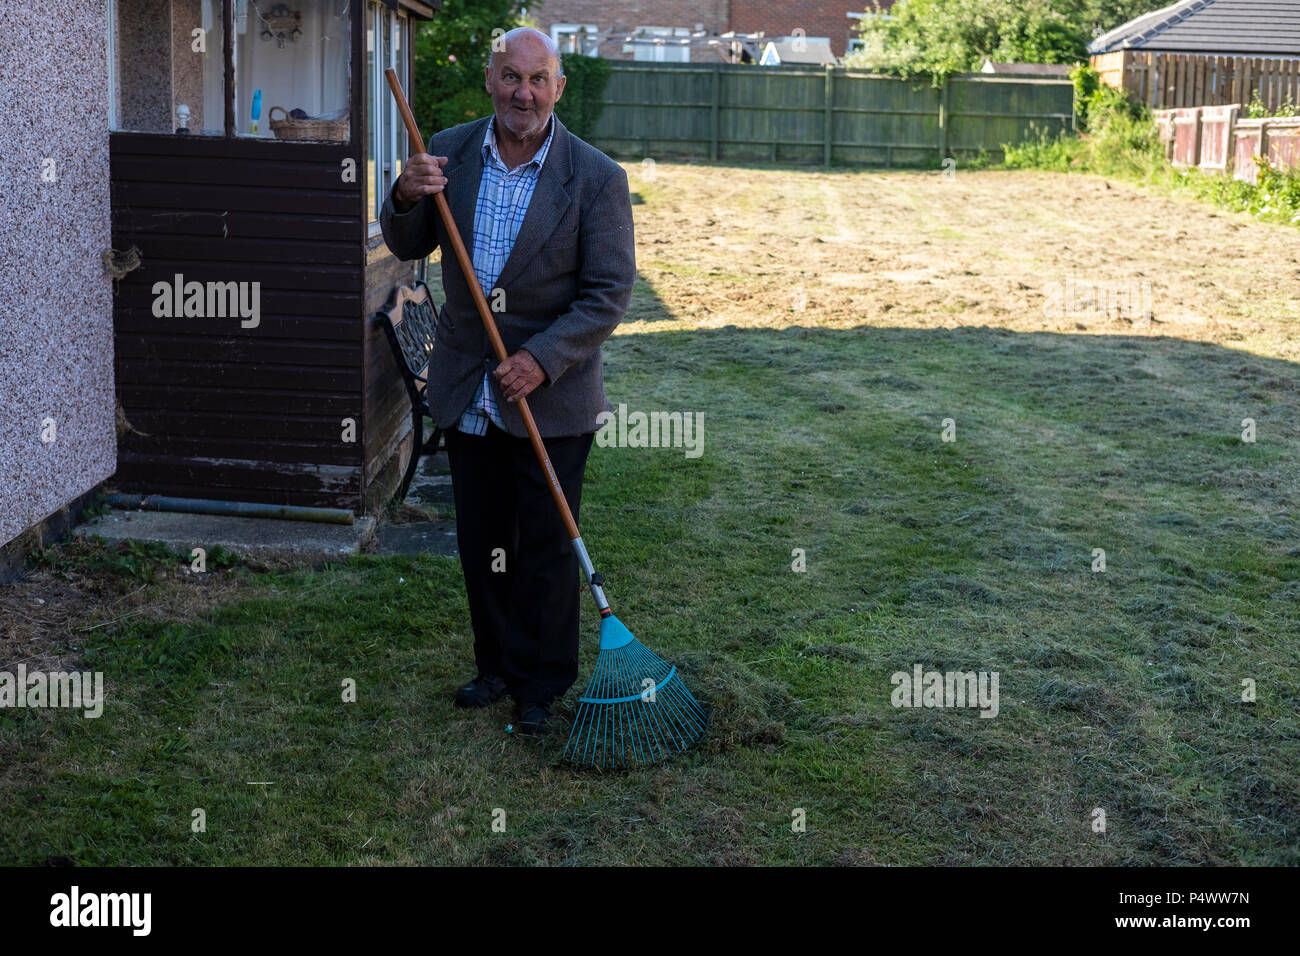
[{"left": 385, "top": 71, "right": 707, "bottom": 769}]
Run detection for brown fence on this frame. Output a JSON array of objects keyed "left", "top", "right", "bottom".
[
  {"left": 1153, "top": 104, "right": 1300, "bottom": 184},
  {"left": 1093, "top": 51, "right": 1300, "bottom": 112}
]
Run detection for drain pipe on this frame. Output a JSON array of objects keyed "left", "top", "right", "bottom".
[{"left": 104, "top": 493, "right": 355, "bottom": 526}]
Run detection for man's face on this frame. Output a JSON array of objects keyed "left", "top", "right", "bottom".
[{"left": 484, "top": 36, "right": 566, "bottom": 140}]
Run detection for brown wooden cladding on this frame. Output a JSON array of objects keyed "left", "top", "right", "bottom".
[
  {"left": 108, "top": 3, "right": 429, "bottom": 516},
  {"left": 362, "top": 235, "right": 420, "bottom": 510},
  {"left": 109, "top": 131, "right": 413, "bottom": 513}
]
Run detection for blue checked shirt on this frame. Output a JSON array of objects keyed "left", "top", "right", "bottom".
[{"left": 457, "top": 115, "right": 556, "bottom": 436}]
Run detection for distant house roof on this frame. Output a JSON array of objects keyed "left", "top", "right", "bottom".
[
  {"left": 980, "top": 59, "right": 1073, "bottom": 77},
  {"left": 1089, "top": 0, "right": 1300, "bottom": 56},
  {"left": 760, "top": 38, "right": 837, "bottom": 66}
]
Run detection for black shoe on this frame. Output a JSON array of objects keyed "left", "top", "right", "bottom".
[
  {"left": 453, "top": 674, "right": 507, "bottom": 708},
  {"left": 515, "top": 699, "right": 552, "bottom": 736}
]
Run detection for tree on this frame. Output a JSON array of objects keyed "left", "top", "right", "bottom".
[
  {"left": 847, "top": 0, "right": 1169, "bottom": 79},
  {"left": 412, "top": 0, "right": 524, "bottom": 135}
]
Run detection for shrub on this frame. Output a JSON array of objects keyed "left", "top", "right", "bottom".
[
  {"left": 1002, "top": 76, "right": 1300, "bottom": 228},
  {"left": 1003, "top": 125, "right": 1086, "bottom": 172},
  {"left": 554, "top": 53, "right": 612, "bottom": 141},
  {"left": 411, "top": 0, "right": 524, "bottom": 135}
]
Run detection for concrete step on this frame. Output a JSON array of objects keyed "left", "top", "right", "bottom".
[{"left": 73, "top": 510, "right": 377, "bottom": 568}]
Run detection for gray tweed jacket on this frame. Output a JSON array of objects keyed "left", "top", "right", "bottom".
[{"left": 380, "top": 113, "right": 635, "bottom": 438}]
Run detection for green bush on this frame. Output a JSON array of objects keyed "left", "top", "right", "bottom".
[
  {"left": 411, "top": 0, "right": 523, "bottom": 135},
  {"left": 1185, "top": 158, "right": 1300, "bottom": 224},
  {"left": 554, "top": 53, "right": 612, "bottom": 141},
  {"left": 1002, "top": 125, "right": 1086, "bottom": 172},
  {"left": 846, "top": 0, "right": 1091, "bottom": 79},
  {"left": 1002, "top": 74, "right": 1300, "bottom": 228},
  {"left": 1085, "top": 94, "right": 1163, "bottom": 178},
  {"left": 1247, "top": 91, "right": 1299, "bottom": 119},
  {"left": 1070, "top": 63, "right": 1101, "bottom": 129}
]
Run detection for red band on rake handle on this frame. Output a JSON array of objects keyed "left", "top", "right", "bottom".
[{"left": 384, "top": 69, "right": 582, "bottom": 545}]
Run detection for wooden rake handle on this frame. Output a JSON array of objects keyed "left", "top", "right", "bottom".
[{"left": 385, "top": 69, "right": 581, "bottom": 542}]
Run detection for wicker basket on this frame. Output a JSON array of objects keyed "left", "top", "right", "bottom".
[{"left": 268, "top": 106, "right": 349, "bottom": 142}]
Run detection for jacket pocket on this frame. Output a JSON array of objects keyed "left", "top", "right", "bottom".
[
  {"left": 546, "top": 228, "right": 579, "bottom": 249},
  {"left": 438, "top": 302, "right": 455, "bottom": 333}
]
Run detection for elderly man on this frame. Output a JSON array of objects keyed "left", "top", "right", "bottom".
[{"left": 380, "top": 27, "right": 635, "bottom": 735}]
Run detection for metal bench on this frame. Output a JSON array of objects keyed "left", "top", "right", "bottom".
[{"left": 377, "top": 281, "right": 444, "bottom": 503}]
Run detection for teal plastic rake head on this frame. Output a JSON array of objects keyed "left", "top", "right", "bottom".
[{"left": 562, "top": 613, "right": 708, "bottom": 770}]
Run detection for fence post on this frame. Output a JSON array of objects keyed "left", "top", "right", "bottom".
[
  {"left": 824, "top": 66, "right": 834, "bottom": 167},
  {"left": 939, "top": 74, "right": 950, "bottom": 163},
  {"left": 710, "top": 62, "right": 721, "bottom": 162}
]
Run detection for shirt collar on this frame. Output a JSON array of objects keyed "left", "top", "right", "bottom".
[{"left": 483, "top": 113, "right": 555, "bottom": 173}]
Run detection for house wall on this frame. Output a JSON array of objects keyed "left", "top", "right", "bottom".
[
  {"left": 729, "top": 0, "right": 863, "bottom": 56},
  {"left": 0, "top": 5, "right": 117, "bottom": 551}
]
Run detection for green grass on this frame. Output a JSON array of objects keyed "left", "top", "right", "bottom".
[{"left": 2, "top": 322, "right": 1296, "bottom": 865}]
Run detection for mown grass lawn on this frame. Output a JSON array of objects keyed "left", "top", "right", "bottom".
[{"left": 2, "top": 164, "right": 1297, "bottom": 865}]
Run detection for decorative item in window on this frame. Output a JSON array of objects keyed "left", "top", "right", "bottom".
[{"left": 259, "top": 4, "right": 303, "bottom": 48}]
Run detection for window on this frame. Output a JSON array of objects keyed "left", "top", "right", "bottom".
[
  {"left": 234, "top": 0, "right": 351, "bottom": 139},
  {"left": 109, "top": 0, "right": 226, "bottom": 133},
  {"left": 367, "top": 1, "right": 408, "bottom": 227},
  {"left": 552, "top": 24, "right": 601, "bottom": 56},
  {"left": 631, "top": 26, "right": 691, "bottom": 63},
  {"left": 108, "top": 0, "right": 351, "bottom": 140}
]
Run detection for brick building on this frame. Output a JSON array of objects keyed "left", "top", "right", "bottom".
[
  {"left": 533, "top": 0, "right": 892, "bottom": 61},
  {"left": 730, "top": 0, "right": 872, "bottom": 57}
]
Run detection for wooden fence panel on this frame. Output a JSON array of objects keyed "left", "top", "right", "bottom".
[
  {"left": 1105, "top": 51, "right": 1300, "bottom": 111},
  {"left": 831, "top": 74, "right": 938, "bottom": 166},
  {"left": 1198, "top": 104, "right": 1238, "bottom": 172},
  {"left": 947, "top": 76, "right": 1073, "bottom": 157},
  {"left": 591, "top": 63, "right": 1074, "bottom": 167},
  {"left": 1232, "top": 120, "right": 1265, "bottom": 183},
  {"left": 719, "top": 69, "right": 827, "bottom": 163},
  {"left": 1267, "top": 118, "right": 1300, "bottom": 170}
]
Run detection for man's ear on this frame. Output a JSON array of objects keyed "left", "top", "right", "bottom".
[
  {"left": 555, "top": 75, "right": 567, "bottom": 101},
  {"left": 484, "top": 65, "right": 491, "bottom": 94}
]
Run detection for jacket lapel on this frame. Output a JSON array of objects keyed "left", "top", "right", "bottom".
[
  {"left": 493, "top": 114, "right": 574, "bottom": 291},
  {"left": 441, "top": 117, "right": 489, "bottom": 261}
]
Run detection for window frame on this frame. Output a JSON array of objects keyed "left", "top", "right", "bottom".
[
  {"left": 107, "top": 0, "right": 355, "bottom": 141},
  {"left": 367, "top": 0, "right": 409, "bottom": 233},
  {"left": 551, "top": 23, "right": 601, "bottom": 56},
  {"left": 631, "top": 26, "right": 692, "bottom": 63}
]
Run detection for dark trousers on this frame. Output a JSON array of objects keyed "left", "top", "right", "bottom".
[{"left": 444, "top": 424, "right": 594, "bottom": 704}]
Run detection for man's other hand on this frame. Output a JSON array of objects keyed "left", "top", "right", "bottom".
[
  {"left": 494, "top": 350, "right": 546, "bottom": 404},
  {"left": 394, "top": 153, "right": 449, "bottom": 210}
]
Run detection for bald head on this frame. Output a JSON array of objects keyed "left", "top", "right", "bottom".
[{"left": 488, "top": 27, "right": 564, "bottom": 78}]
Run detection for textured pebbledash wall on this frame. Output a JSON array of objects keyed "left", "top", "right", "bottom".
[{"left": 0, "top": 4, "right": 117, "bottom": 548}]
